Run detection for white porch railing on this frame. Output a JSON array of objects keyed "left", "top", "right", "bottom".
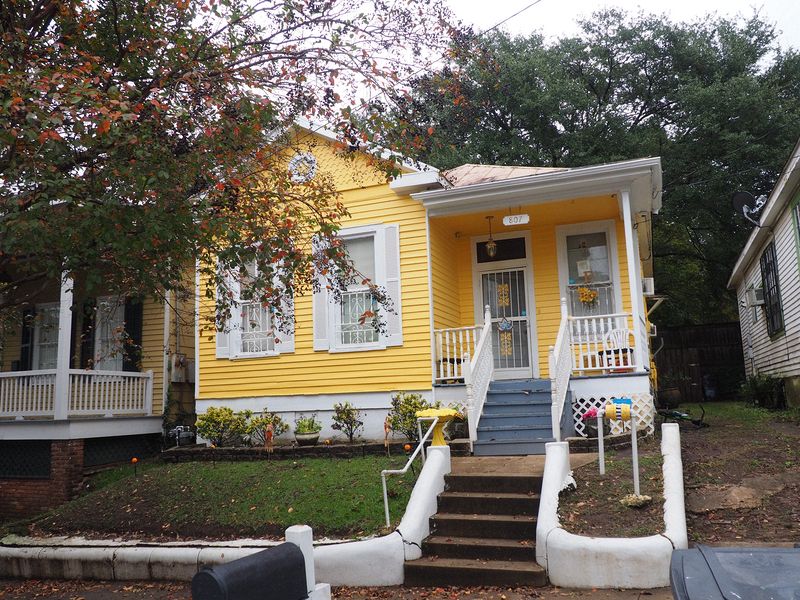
[
  {"left": 464, "top": 305, "right": 494, "bottom": 443},
  {"left": 433, "top": 325, "right": 481, "bottom": 383},
  {"left": 0, "top": 369, "right": 153, "bottom": 419},
  {"left": 0, "top": 370, "right": 57, "bottom": 418},
  {"left": 69, "top": 370, "right": 154, "bottom": 417},
  {"left": 568, "top": 313, "right": 641, "bottom": 375},
  {"left": 548, "top": 299, "right": 571, "bottom": 442}
]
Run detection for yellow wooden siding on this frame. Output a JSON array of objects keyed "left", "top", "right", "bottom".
[
  {"left": 429, "top": 195, "right": 636, "bottom": 378},
  {"left": 197, "top": 178, "right": 434, "bottom": 399},
  {"left": 429, "top": 218, "right": 461, "bottom": 330}
]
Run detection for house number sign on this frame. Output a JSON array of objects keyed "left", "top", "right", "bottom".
[{"left": 503, "top": 214, "right": 529, "bottom": 226}]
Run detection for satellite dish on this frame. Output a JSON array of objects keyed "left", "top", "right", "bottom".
[{"left": 732, "top": 191, "right": 767, "bottom": 227}]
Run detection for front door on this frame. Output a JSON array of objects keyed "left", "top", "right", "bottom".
[{"left": 473, "top": 233, "right": 536, "bottom": 380}]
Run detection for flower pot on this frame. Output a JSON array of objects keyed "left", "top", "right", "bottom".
[
  {"left": 582, "top": 420, "right": 609, "bottom": 439},
  {"left": 659, "top": 387, "right": 682, "bottom": 409},
  {"left": 295, "top": 432, "right": 320, "bottom": 446}
]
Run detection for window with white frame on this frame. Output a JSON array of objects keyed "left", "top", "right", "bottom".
[
  {"left": 238, "top": 262, "right": 276, "bottom": 354},
  {"left": 312, "top": 223, "right": 403, "bottom": 353},
  {"left": 215, "top": 260, "right": 293, "bottom": 359},
  {"left": 336, "top": 235, "right": 380, "bottom": 347},
  {"left": 94, "top": 296, "right": 125, "bottom": 371},
  {"left": 32, "top": 303, "right": 60, "bottom": 370}
]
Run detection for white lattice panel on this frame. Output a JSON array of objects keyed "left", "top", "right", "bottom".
[{"left": 572, "top": 393, "right": 655, "bottom": 437}]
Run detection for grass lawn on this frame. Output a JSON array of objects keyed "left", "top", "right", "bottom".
[{"left": 16, "top": 455, "right": 417, "bottom": 541}]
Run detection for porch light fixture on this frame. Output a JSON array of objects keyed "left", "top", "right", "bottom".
[{"left": 485, "top": 216, "right": 497, "bottom": 258}]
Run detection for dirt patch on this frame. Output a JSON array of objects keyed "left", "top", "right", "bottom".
[
  {"left": 559, "top": 436, "right": 664, "bottom": 538},
  {"left": 560, "top": 403, "right": 800, "bottom": 543}
]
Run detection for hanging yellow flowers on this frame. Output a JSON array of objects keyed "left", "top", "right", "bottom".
[{"left": 578, "top": 286, "right": 599, "bottom": 306}]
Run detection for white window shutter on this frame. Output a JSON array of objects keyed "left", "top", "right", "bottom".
[
  {"left": 312, "top": 279, "right": 329, "bottom": 351},
  {"left": 383, "top": 224, "right": 403, "bottom": 347},
  {"left": 227, "top": 275, "right": 243, "bottom": 358},
  {"left": 215, "top": 328, "right": 229, "bottom": 358}
]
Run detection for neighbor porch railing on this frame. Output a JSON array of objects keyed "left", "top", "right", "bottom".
[
  {"left": 464, "top": 305, "right": 494, "bottom": 443},
  {"left": 548, "top": 299, "right": 571, "bottom": 442},
  {"left": 433, "top": 325, "right": 481, "bottom": 383},
  {"left": 0, "top": 369, "right": 153, "bottom": 419}
]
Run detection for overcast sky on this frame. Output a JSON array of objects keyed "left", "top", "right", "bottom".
[{"left": 447, "top": 0, "right": 800, "bottom": 50}]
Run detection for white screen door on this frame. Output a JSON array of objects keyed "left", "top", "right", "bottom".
[{"left": 481, "top": 268, "right": 532, "bottom": 379}]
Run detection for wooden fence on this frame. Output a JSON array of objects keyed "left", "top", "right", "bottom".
[{"left": 654, "top": 322, "right": 745, "bottom": 403}]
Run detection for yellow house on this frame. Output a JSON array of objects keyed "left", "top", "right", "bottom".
[{"left": 196, "top": 126, "right": 662, "bottom": 455}]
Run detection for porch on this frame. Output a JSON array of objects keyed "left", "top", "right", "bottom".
[
  {"left": 0, "top": 273, "right": 160, "bottom": 438},
  {"left": 412, "top": 159, "right": 661, "bottom": 453}
]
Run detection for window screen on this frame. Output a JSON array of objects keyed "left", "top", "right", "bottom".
[{"left": 759, "top": 242, "right": 783, "bottom": 336}]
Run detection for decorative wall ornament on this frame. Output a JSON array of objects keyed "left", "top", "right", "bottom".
[{"left": 288, "top": 152, "right": 318, "bottom": 183}]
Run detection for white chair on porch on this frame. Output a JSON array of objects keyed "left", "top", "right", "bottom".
[{"left": 601, "top": 328, "right": 634, "bottom": 372}]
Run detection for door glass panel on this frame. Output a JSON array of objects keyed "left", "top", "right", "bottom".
[
  {"left": 476, "top": 237, "right": 526, "bottom": 263},
  {"left": 481, "top": 269, "right": 530, "bottom": 371},
  {"left": 566, "top": 232, "right": 615, "bottom": 316}
]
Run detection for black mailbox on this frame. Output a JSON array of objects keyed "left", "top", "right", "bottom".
[{"left": 191, "top": 542, "right": 308, "bottom": 600}]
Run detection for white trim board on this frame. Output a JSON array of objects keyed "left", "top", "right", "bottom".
[{"left": 0, "top": 416, "right": 163, "bottom": 441}]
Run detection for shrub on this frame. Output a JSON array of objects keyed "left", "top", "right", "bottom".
[
  {"left": 740, "top": 373, "right": 785, "bottom": 409},
  {"left": 331, "top": 401, "right": 364, "bottom": 444},
  {"left": 247, "top": 408, "right": 290, "bottom": 446},
  {"left": 387, "top": 392, "right": 440, "bottom": 441},
  {"left": 196, "top": 406, "right": 249, "bottom": 446},
  {"left": 295, "top": 413, "right": 322, "bottom": 434}
]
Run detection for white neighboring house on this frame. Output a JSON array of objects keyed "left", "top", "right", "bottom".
[{"left": 728, "top": 137, "right": 800, "bottom": 407}]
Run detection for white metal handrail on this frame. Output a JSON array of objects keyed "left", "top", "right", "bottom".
[
  {"left": 433, "top": 325, "right": 481, "bottom": 383},
  {"left": 381, "top": 417, "right": 439, "bottom": 528},
  {"left": 464, "top": 305, "right": 493, "bottom": 444},
  {"left": 548, "top": 298, "right": 571, "bottom": 442}
]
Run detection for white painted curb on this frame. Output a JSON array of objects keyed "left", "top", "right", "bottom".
[
  {"left": 536, "top": 423, "right": 687, "bottom": 589},
  {"left": 0, "top": 445, "right": 452, "bottom": 587}
]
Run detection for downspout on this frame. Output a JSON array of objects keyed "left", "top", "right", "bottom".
[
  {"left": 162, "top": 290, "right": 171, "bottom": 414},
  {"left": 425, "top": 208, "right": 437, "bottom": 402}
]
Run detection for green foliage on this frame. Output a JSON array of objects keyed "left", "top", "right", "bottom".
[
  {"left": 247, "top": 408, "right": 290, "bottom": 446},
  {"left": 331, "top": 401, "right": 364, "bottom": 444},
  {"left": 195, "top": 407, "right": 249, "bottom": 447},
  {"left": 294, "top": 413, "right": 322, "bottom": 435},
  {"left": 740, "top": 374, "right": 785, "bottom": 409},
  {"left": 387, "top": 392, "right": 440, "bottom": 441},
  {"left": 395, "top": 11, "right": 800, "bottom": 326},
  {"left": 0, "top": 0, "right": 458, "bottom": 321}
]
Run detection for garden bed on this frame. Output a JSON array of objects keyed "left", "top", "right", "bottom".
[
  {"left": 13, "top": 455, "right": 417, "bottom": 541},
  {"left": 161, "top": 439, "right": 470, "bottom": 462}
]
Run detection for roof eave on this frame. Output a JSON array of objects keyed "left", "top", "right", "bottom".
[
  {"left": 413, "top": 157, "right": 662, "bottom": 216},
  {"left": 728, "top": 139, "right": 800, "bottom": 289}
]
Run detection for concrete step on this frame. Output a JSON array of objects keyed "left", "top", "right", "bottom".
[
  {"left": 478, "top": 413, "right": 552, "bottom": 429},
  {"left": 430, "top": 513, "right": 537, "bottom": 539},
  {"left": 476, "top": 424, "right": 553, "bottom": 441},
  {"left": 472, "top": 439, "right": 553, "bottom": 456},
  {"left": 484, "top": 389, "right": 551, "bottom": 404},
  {"left": 444, "top": 473, "right": 542, "bottom": 494},
  {"left": 404, "top": 557, "right": 548, "bottom": 587},
  {"left": 421, "top": 535, "right": 537, "bottom": 561},
  {"left": 488, "top": 379, "right": 551, "bottom": 393},
  {"left": 436, "top": 491, "right": 540, "bottom": 515}
]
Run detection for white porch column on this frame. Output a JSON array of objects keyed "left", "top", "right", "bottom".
[
  {"left": 53, "top": 273, "right": 74, "bottom": 420},
  {"left": 620, "top": 190, "right": 646, "bottom": 371}
]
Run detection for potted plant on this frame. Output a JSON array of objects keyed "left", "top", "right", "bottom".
[
  {"left": 580, "top": 407, "right": 601, "bottom": 438},
  {"left": 446, "top": 403, "right": 469, "bottom": 439},
  {"left": 294, "top": 413, "right": 322, "bottom": 446},
  {"left": 658, "top": 373, "right": 689, "bottom": 409}
]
